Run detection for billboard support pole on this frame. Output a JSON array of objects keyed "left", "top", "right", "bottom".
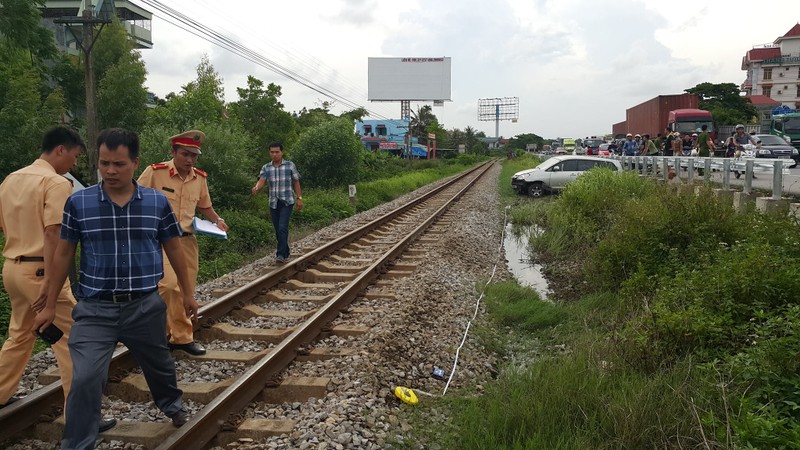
[{"left": 495, "top": 105, "right": 500, "bottom": 139}]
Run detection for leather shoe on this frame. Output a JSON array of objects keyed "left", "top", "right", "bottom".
[
  {"left": 0, "top": 396, "right": 20, "bottom": 409},
  {"left": 169, "top": 342, "right": 206, "bottom": 356},
  {"left": 170, "top": 409, "right": 189, "bottom": 427},
  {"left": 99, "top": 418, "right": 117, "bottom": 433}
]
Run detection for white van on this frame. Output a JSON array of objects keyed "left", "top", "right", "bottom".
[{"left": 511, "top": 155, "right": 622, "bottom": 197}]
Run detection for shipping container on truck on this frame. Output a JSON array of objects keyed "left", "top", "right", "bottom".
[
  {"left": 612, "top": 121, "right": 627, "bottom": 139},
  {"left": 624, "top": 93, "right": 699, "bottom": 138}
]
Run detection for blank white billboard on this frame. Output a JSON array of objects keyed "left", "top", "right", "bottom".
[{"left": 368, "top": 57, "right": 452, "bottom": 102}]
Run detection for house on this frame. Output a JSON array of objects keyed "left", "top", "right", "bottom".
[
  {"left": 356, "top": 119, "right": 425, "bottom": 157},
  {"left": 744, "top": 95, "right": 781, "bottom": 132},
  {"left": 741, "top": 23, "right": 800, "bottom": 109}
]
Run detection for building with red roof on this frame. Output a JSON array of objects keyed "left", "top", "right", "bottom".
[{"left": 741, "top": 24, "right": 800, "bottom": 109}]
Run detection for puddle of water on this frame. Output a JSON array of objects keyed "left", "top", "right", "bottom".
[{"left": 503, "top": 223, "right": 551, "bottom": 300}]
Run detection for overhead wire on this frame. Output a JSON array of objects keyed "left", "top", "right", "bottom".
[
  {"left": 134, "top": 0, "right": 392, "bottom": 119},
  {"left": 189, "top": 0, "right": 381, "bottom": 116}
]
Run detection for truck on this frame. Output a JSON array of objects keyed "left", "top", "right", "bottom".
[
  {"left": 617, "top": 93, "right": 713, "bottom": 139},
  {"left": 667, "top": 109, "right": 715, "bottom": 140},
  {"left": 562, "top": 138, "right": 577, "bottom": 154},
  {"left": 770, "top": 110, "right": 800, "bottom": 150}
]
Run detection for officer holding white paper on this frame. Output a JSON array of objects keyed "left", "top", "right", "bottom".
[{"left": 137, "top": 130, "right": 229, "bottom": 356}]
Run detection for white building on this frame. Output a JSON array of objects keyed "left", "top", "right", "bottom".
[
  {"left": 741, "top": 23, "right": 800, "bottom": 109},
  {"left": 40, "top": 0, "right": 153, "bottom": 56}
]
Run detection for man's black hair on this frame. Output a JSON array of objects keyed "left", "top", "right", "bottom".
[
  {"left": 97, "top": 128, "right": 140, "bottom": 160},
  {"left": 268, "top": 141, "right": 284, "bottom": 151},
  {"left": 701, "top": 124, "right": 708, "bottom": 131},
  {"left": 41, "top": 126, "right": 85, "bottom": 154}
]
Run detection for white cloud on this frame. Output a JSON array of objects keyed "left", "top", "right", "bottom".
[{"left": 136, "top": 0, "right": 800, "bottom": 139}]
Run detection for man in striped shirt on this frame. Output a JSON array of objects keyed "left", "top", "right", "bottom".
[
  {"left": 251, "top": 142, "right": 303, "bottom": 263},
  {"left": 34, "top": 128, "right": 198, "bottom": 450}
]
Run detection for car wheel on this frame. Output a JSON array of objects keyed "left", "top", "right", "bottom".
[{"left": 527, "top": 182, "right": 545, "bottom": 198}]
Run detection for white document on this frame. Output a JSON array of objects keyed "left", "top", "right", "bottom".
[{"left": 192, "top": 217, "right": 228, "bottom": 240}]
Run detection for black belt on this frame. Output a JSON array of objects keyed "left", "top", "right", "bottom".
[
  {"left": 16, "top": 256, "right": 44, "bottom": 262},
  {"left": 91, "top": 290, "right": 155, "bottom": 303}
]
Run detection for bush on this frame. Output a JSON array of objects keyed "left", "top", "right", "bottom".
[
  {"left": 291, "top": 118, "right": 362, "bottom": 189},
  {"left": 617, "top": 239, "right": 800, "bottom": 369},
  {"left": 506, "top": 173, "right": 800, "bottom": 448},
  {"left": 196, "top": 209, "right": 273, "bottom": 281},
  {"left": 290, "top": 189, "right": 354, "bottom": 228}
]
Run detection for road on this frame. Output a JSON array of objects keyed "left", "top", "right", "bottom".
[{"left": 705, "top": 166, "right": 800, "bottom": 197}]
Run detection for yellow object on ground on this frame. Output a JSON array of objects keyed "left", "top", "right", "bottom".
[{"left": 394, "top": 386, "right": 419, "bottom": 405}]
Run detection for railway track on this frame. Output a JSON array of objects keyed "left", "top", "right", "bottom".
[{"left": 1, "top": 161, "right": 495, "bottom": 449}]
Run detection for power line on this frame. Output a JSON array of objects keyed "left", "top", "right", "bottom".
[
  {"left": 134, "top": 0, "right": 391, "bottom": 119},
  {"left": 190, "top": 0, "right": 379, "bottom": 115}
]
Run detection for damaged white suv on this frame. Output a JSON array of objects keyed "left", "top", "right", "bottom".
[{"left": 511, "top": 155, "right": 622, "bottom": 197}]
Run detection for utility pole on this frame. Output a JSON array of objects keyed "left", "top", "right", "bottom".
[{"left": 54, "top": 0, "right": 111, "bottom": 183}]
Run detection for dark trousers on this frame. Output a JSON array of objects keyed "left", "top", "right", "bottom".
[
  {"left": 270, "top": 200, "right": 294, "bottom": 259},
  {"left": 62, "top": 291, "right": 183, "bottom": 450}
]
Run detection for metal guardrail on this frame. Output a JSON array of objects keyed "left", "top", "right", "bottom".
[{"left": 610, "top": 155, "right": 793, "bottom": 200}]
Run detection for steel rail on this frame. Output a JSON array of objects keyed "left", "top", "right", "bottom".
[
  {"left": 0, "top": 161, "right": 490, "bottom": 443},
  {"left": 157, "top": 161, "right": 494, "bottom": 449}
]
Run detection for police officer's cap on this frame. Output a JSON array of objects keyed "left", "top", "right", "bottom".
[{"left": 170, "top": 130, "right": 205, "bottom": 154}]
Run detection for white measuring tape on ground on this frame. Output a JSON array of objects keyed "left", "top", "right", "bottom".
[{"left": 441, "top": 205, "right": 509, "bottom": 396}]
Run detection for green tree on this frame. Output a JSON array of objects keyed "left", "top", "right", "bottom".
[
  {"left": 505, "top": 132, "right": 545, "bottom": 151},
  {"left": 294, "top": 103, "right": 337, "bottom": 130},
  {"left": 339, "top": 107, "right": 368, "bottom": 123},
  {"left": 97, "top": 53, "right": 148, "bottom": 131},
  {"left": 229, "top": 76, "right": 296, "bottom": 150},
  {"left": 92, "top": 17, "right": 132, "bottom": 82},
  {"left": 463, "top": 126, "right": 479, "bottom": 152},
  {"left": 410, "top": 105, "right": 436, "bottom": 143},
  {"left": 148, "top": 55, "right": 226, "bottom": 130},
  {"left": 426, "top": 119, "right": 451, "bottom": 150},
  {"left": 685, "top": 82, "right": 760, "bottom": 125},
  {"left": 0, "top": 4, "right": 67, "bottom": 179},
  {"left": 93, "top": 19, "right": 148, "bottom": 131},
  {"left": 0, "top": 0, "right": 57, "bottom": 62},
  {"left": 291, "top": 118, "right": 362, "bottom": 188},
  {"left": 50, "top": 54, "right": 85, "bottom": 122}
]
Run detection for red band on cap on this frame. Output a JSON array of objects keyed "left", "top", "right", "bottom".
[{"left": 172, "top": 138, "right": 201, "bottom": 149}]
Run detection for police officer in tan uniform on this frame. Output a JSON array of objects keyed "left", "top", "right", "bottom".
[
  {"left": 137, "top": 130, "right": 228, "bottom": 356},
  {"left": 0, "top": 127, "right": 84, "bottom": 410}
]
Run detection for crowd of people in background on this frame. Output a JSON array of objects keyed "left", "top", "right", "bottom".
[{"left": 613, "top": 124, "right": 759, "bottom": 159}]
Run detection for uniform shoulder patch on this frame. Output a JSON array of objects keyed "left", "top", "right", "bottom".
[
  {"left": 193, "top": 168, "right": 208, "bottom": 177},
  {"left": 151, "top": 163, "right": 169, "bottom": 170}
]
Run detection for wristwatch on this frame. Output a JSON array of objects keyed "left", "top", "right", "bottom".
[{"left": 297, "top": 196, "right": 303, "bottom": 200}]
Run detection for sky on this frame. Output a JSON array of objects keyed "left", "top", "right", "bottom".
[{"left": 135, "top": 0, "right": 799, "bottom": 140}]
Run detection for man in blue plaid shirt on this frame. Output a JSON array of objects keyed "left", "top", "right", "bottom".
[
  {"left": 34, "top": 128, "right": 198, "bottom": 449},
  {"left": 252, "top": 142, "right": 303, "bottom": 263}
]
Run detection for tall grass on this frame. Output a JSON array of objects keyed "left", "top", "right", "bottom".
[
  {"left": 446, "top": 350, "right": 703, "bottom": 450},
  {"left": 483, "top": 281, "right": 566, "bottom": 333},
  {"left": 354, "top": 162, "right": 473, "bottom": 212}
]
